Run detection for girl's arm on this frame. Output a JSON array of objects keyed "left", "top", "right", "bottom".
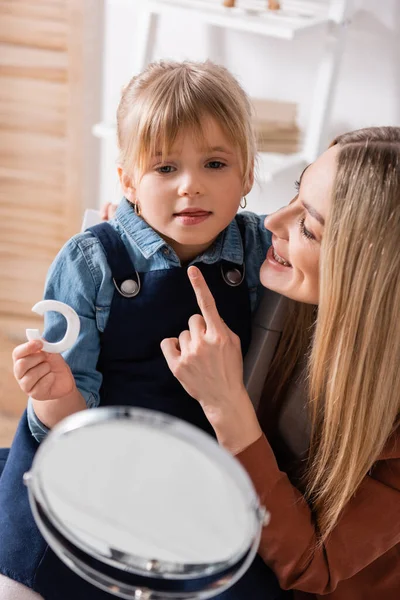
[{"left": 13, "top": 235, "right": 105, "bottom": 439}]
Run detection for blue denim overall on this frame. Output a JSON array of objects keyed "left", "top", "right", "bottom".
[{"left": 0, "top": 223, "right": 285, "bottom": 600}]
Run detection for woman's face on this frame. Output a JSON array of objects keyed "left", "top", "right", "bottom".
[{"left": 260, "top": 146, "right": 338, "bottom": 304}]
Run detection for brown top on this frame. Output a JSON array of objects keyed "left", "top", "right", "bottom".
[{"left": 236, "top": 428, "right": 400, "bottom": 599}]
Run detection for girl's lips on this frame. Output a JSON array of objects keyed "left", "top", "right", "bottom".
[
  {"left": 173, "top": 210, "right": 211, "bottom": 225},
  {"left": 174, "top": 208, "right": 211, "bottom": 215},
  {"left": 266, "top": 245, "right": 292, "bottom": 269}
]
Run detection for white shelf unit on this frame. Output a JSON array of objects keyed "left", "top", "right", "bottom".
[
  {"left": 147, "top": 0, "right": 332, "bottom": 40},
  {"left": 93, "top": 0, "right": 352, "bottom": 186}
]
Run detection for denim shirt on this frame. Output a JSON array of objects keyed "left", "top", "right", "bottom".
[{"left": 28, "top": 198, "right": 271, "bottom": 441}]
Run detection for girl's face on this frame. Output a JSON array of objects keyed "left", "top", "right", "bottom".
[
  {"left": 260, "top": 146, "right": 338, "bottom": 304},
  {"left": 120, "top": 117, "right": 251, "bottom": 262}
]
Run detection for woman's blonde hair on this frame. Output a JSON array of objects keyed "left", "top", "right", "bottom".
[
  {"left": 116, "top": 60, "right": 256, "bottom": 186},
  {"left": 268, "top": 126, "right": 400, "bottom": 542}
]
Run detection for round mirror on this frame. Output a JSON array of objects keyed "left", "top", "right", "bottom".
[{"left": 24, "top": 407, "right": 267, "bottom": 599}]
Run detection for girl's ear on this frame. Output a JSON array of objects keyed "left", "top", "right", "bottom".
[{"left": 117, "top": 167, "right": 136, "bottom": 202}]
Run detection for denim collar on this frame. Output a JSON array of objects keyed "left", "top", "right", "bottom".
[{"left": 115, "top": 197, "right": 244, "bottom": 265}]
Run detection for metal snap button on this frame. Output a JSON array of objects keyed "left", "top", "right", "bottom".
[
  {"left": 226, "top": 268, "right": 242, "bottom": 285},
  {"left": 120, "top": 279, "right": 139, "bottom": 295}
]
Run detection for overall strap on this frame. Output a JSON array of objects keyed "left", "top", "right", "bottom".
[
  {"left": 220, "top": 216, "right": 247, "bottom": 287},
  {"left": 87, "top": 223, "right": 140, "bottom": 297},
  {"left": 235, "top": 214, "right": 246, "bottom": 247}
]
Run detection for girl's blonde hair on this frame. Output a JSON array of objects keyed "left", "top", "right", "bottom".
[
  {"left": 116, "top": 60, "right": 256, "bottom": 186},
  {"left": 267, "top": 126, "right": 400, "bottom": 542}
]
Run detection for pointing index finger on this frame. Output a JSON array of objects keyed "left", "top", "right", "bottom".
[{"left": 188, "top": 266, "right": 222, "bottom": 333}]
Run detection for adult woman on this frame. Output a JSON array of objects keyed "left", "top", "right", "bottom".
[{"left": 161, "top": 126, "right": 400, "bottom": 599}]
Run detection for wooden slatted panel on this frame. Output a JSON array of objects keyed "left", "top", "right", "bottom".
[
  {"left": 0, "top": 0, "right": 67, "bottom": 22},
  {"left": 0, "top": 43, "right": 67, "bottom": 81},
  {"left": 0, "top": 181, "right": 65, "bottom": 212},
  {"left": 0, "top": 0, "right": 102, "bottom": 442},
  {"left": 0, "top": 0, "right": 83, "bottom": 322},
  {"left": 0, "top": 76, "right": 67, "bottom": 135},
  {"left": 0, "top": 8, "right": 68, "bottom": 51},
  {"left": 0, "top": 131, "right": 65, "bottom": 175}
]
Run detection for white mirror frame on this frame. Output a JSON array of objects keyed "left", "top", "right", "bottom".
[{"left": 24, "top": 407, "right": 268, "bottom": 600}]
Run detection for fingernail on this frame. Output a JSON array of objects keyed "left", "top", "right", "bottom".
[{"left": 188, "top": 266, "right": 199, "bottom": 279}]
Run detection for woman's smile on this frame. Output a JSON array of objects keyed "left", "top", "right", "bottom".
[{"left": 270, "top": 245, "right": 292, "bottom": 268}]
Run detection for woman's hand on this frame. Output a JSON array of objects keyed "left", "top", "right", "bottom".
[
  {"left": 13, "top": 340, "right": 77, "bottom": 401},
  {"left": 161, "top": 266, "right": 262, "bottom": 454}
]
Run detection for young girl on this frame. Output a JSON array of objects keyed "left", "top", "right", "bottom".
[{"left": 1, "top": 61, "right": 286, "bottom": 600}]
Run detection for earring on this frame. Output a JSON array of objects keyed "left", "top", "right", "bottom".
[
  {"left": 134, "top": 202, "right": 141, "bottom": 217},
  {"left": 240, "top": 196, "right": 247, "bottom": 209}
]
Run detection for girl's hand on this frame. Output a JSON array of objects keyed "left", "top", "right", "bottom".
[
  {"left": 161, "top": 266, "right": 262, "bottom": 453},
  {"left": 13, "top": 340, "right": 77, "bottom": 401}
]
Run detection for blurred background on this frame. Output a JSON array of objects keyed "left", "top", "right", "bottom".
[{"left": 0, "top": 0, "right": 399, "bottom": 445}]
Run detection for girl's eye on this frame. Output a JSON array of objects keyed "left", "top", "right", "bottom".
[
  {"left": 156, "top": 165, "right": 175, "bottom": 174},
  {"left": 294, "top": 180, "right": 300, "bottom": 192},
  {"left": 206, "top": 161, "right": 226, "bottom": 169},
  {"left": 299, "top": 217, "right": 315, "bottom": 241}
]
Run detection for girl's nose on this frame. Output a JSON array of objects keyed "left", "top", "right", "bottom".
[{"left": 178, "top": 172, "right": 204, "bottom": 197}]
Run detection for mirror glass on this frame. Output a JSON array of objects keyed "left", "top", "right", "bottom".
[{"left": 29, "top": 408, "right": 259, "bottom": 578}]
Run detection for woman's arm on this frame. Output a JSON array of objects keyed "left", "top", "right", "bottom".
[
  {"left": 161, "top": 266, "right": 400, "bottom": 593},
  {"left": 161, "top": 266, "right": 262, "bottom": 454},
  {"left": 236, "top": 432, "right": 400, "bottom": 593}
]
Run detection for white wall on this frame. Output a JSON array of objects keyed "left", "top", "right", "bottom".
[{"left": 97, "top": 0, "right": 400, "bottom": 213}]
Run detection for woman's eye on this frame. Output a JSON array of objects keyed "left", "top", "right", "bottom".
[
  {"left": 156, "top": 165, "right": 175, "bottom": 174},
  {"left": 299, "top": 217, "right": 315, "bottom": 241},
  {"left": 206, "top": 161, "right": 226, "bottom": 169},
  {"left": 294, "top": 180, "right": 300, "bottom": 192}
]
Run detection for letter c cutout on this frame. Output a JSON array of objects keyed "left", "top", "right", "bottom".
[{"left": 26, "top": 300, "right": 80, "bottom": 354}]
